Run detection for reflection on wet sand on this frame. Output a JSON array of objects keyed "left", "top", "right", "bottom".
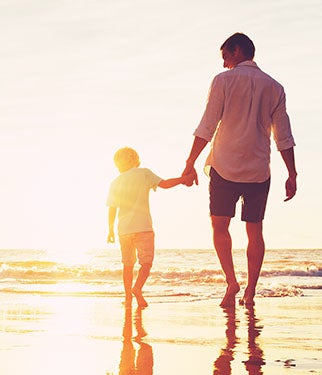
[
  {"left": 213, "top": 307, "right": 265, "bottom": 375},
  {"left": 119, "top": 307, "right": 153, "bottom": 375},
  {"left": 242, "top": 306, "right": 265, "bottom": 375},
  {"left": 213, "top": 307, "right": 239, "bottom": 374}
]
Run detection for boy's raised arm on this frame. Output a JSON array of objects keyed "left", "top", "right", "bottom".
[{"left": 158, "top": 174, "right": 195, "bottom": 189}]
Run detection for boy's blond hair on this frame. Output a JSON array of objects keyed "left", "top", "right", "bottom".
[{"left": 114, "top": 147, "right": 140, "bottom": 172}]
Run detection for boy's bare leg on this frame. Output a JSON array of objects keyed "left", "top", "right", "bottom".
[
  {"left": 239, "top": 222, "right": 265, "bottom": 306},
  {"left": 132, "top": 263, "right": 151, "bottom": 308},
  {"left": 123, "top": 265, "right": 134, "bottom": 307},
  {"left": 211, "top": 216, "right": 240, "bottom": 307}
]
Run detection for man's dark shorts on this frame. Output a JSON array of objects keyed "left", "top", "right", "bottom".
[{"left": 209, "top": 168, "right": 270, "bottom": 223}]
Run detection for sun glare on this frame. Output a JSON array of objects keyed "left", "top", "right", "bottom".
[{"left": 45, "top": 248, "right": 92, "bottom": 265}]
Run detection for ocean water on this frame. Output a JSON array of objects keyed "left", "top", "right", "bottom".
[{"left": 0, "top": 248, "right": 320, "bottom": 303}]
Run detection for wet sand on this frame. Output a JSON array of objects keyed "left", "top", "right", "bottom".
[{"left": 0, "top": 292, "right": 321, "bottom": 374}]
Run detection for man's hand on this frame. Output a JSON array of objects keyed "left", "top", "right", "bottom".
[
  {"left": 181, "top": 173, "right": 196, "bottom": 187},
  {"left": 181, "top": 136, "right": 208, "bottom": 186},
  {"left": 284, "top": 174, "right": 297, "bottom": 201},
  {"left": 182, "top": 162, "right": 198, "bottom": 186},
  {"left": 107, "top": 231, "right": 115, "bottom": 243},
  {"left": 280, "top": 148, "right": 297, "bottom": 202}
]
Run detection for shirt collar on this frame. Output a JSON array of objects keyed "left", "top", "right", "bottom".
[{"left": 236, "top": 60, "right": 258, "bottom": 68}]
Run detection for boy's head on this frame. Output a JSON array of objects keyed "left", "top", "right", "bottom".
[{"left": 114, "top": 147, "right": 140, "bottom": 173}]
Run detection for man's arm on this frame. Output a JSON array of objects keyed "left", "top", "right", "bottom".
[
  {"left": 280, "top": 147, "right": 297, "bottom": 201},
  {"left": 107, "top": 206, "right": 117, "bottom": 243},
  {"left": 182, "top": 136, "right": 208, "bottom": 185}
]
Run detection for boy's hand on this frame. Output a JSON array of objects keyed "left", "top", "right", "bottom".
[{"left": 107, "top": 231, "right": 115, "bottom": 243}]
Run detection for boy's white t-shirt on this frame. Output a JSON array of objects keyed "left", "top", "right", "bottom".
[{"left": 106, "top": 167, "right": 162, "bottom": 236}]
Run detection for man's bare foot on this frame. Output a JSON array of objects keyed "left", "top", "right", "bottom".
[
  {"left": 239, "top": 297, "right": 255, "bottom": 307},
  {"left": 132, "top": 288, "right": 148, "bottom": 308},
  {"left": 239, "top": 287, "right": 255, "bottom": 307},
  {"left": 220, "top": 282, "right": 240, "bottom": 308}
]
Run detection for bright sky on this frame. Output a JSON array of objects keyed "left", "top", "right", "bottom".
[{"left": 1, "top": 0, "right": 321, "bottom": 253}]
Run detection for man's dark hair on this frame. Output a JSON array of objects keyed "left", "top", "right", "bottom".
[{"left": 221, "top": 33, "right": 255, "bottom": 60}]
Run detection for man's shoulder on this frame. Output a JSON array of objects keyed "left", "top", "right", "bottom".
[
  {"left": 214, "top": 70, "right": 230, "bottom": 80},
  {"left": 223, "top": 64, "right": 284, "bottom": 89},
  {"left": 213, "top": 68, "right": 244, "bottom": 83},
  {"left": 249, "top": 64, "right": 284, "bottom": 87}
]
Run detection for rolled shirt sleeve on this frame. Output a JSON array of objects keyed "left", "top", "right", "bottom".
[
  {"left": 271, "top": 90, "right": 296, "bottom": 151},
  {"left": 193, "top": 76, "right": 224, "bottom": 141}
]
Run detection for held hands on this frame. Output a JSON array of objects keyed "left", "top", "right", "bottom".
[
  {"left": 284, "top": 174, "right": 297, "bottom": 201},
  {"left": 182, "top": 162, "right": 198, "bottom": 186},
  {"left": 181, "top": 173, "right": 196, "bottom": 187}
]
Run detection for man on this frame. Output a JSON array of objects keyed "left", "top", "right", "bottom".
[{"left": 182, "top": 33, "right": 297, "bottom": 307}]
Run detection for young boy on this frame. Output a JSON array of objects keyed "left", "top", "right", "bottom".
[{"left": 106, "top": 147, "right": 194, "bottom": 308}]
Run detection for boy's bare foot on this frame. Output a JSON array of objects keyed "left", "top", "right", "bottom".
[
  {"left": 239, "top": 287, "right": 255, "bottom": 307},
  {"left": 220, "top": 282, "right": 240, "bottom": 308},
  {"left": 132, "top": 288, "right": 148, "bottom": 308}
]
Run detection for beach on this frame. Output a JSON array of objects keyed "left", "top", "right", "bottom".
[
  {"left": 0, "top": 248, "right": 321, "bottom": 374},
  {"left": 0, "top": 291, "right": 321, "bottom": 374},
  {"left": 1, "top": 0, "right": 322, "bottom": 373}
]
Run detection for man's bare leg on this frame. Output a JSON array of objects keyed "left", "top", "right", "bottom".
[
  {"left": 132, "top": 263, "right": 151, "bottom": 308},
  {"left": 211, "top": 216, "right": 240, "bottom": 307},
  {"left": 123, "top": 265, "right": 134, "bottom": 308},
  {"left": 239, "top": 221, "right": 265, "bottom": 306}
]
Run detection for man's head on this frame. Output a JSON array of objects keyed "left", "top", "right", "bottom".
[
  {"left": 220, "top": 33, "right": 255, "bottom": 69},
  {"left": 114, "top": 147, "right": 140, "bottom": 173}
]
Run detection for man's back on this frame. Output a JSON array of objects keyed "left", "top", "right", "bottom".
[{"left": 195, "top": 61, "right": 294, "bottom": 183}]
